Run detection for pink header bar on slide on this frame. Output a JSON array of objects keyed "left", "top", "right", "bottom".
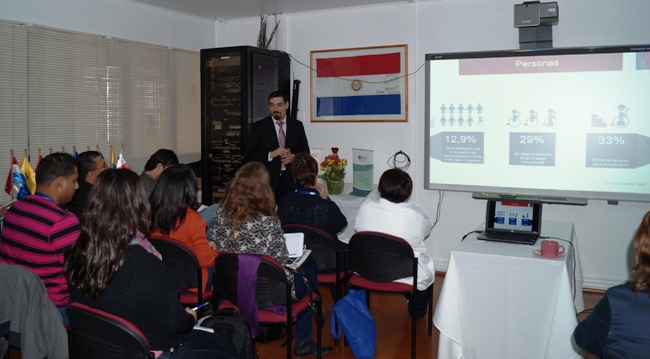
[{"left": 459, "top": 53, "right": 623, "bottom": 75}]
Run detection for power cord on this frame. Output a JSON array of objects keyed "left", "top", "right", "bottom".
[
  {"left": 431, "top": 190, "right": 444, "bottom": 230},
  {"left": 461, "top": 230, "right": 482, "bottom": 241}
]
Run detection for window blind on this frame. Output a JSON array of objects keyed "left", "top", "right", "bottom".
[{"left": 0, "top": 20, "right": 200, "bottom": 204}]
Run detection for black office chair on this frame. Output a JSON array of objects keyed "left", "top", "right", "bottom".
[
  {"left": 282, "top": 224, "right": 347, "bottom": 300},
  {"left": 347, "top": 231, "right": 434, "bottom": 359},
  {"left": 67, "top": 302, "right": 155, "bottom": 359},
  {"left": 149, "top": 236, "right": 213, "bottom": 307},
  {"left": 214, "top": 252, "right": 324, "bottom": 359}
]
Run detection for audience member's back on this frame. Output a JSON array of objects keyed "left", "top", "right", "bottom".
[
  {"left": 277, "top": 153, "right": 347, "bottom": 240},
  {"left": 574, "top": 210, "right": 650, "bottom": 358},
  {"left": 0, "top": 152, "right": 80, "bottom": 309}
]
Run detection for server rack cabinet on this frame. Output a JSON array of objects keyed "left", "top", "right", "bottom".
[{"left": 200, "top": 46, "right": 290, "bottom": 205}]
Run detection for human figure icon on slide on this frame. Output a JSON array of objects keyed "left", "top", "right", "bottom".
[
  {"left": 457, "top": 116, "right": 464, "bottom": 127},
  {"left": 457, "top": 103, "right": 465, "bottom": 115},
  {"left": 448, "top": 116, "right": 456, "bottom": 126},
  {"left": 439, "top": 103, "right": 447, "bottom": 116},
  {"left": 440, "top": 116, "right": 447, "bottom": 126},
  {"left": 507, "top": 110, "right": 521, "bottom": 127},
  {"left": 448, "top": 104, "right": 455, "bottom": 116},
  {"left": 525, "top": 109, "right": 539, "bottom": 127},
  {"left": 466, "top": 103, "right": 474, "bottom": 116},
  {"left": 543, "top": 109, "right": 557, "bottom": 127},
  {"left": 476, "top": 116, "right": 484, "bottom": 126},
  {"left": 476, "top": 103, "right": 484, "bottom": 115},
  {"left": 612, "top": 104, "right": 630, "bottom": 128},
  {"left": 466, "top": 116, "right": 474, "bottom": 127}
]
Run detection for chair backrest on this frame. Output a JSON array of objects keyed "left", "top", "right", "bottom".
[
  {"left": 0, "top": 263, "right": 68, "bottom": 358},
  {"left": 67, "top": 302, "right": 153, "bottom": 359},
  {"left": 283, "top": 224, "right": 338, "bottom": 271},
  {"left": 348, "top": 231, "right": 416, "bottom": 283},
  {"left": 214, "top": 253, "right": 290, "bottom": 309},
  {"left": 148, "top": 236, "right": 201, "bottom": 290}
]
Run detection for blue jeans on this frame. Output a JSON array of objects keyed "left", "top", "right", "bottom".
[
  {"left": 292, "top": 260, "right": 318, "bottom": 343},
  {"left": 58, "top": 306, "right": 69, "bottom": 326},
  {"left": 157, "top": 330, "right": 236, "bottom": 359},
  {"left": 199, "top": 204, "right": 219, "bottom": 237},
  {"left": 206, "top": 266, "right": 216, "bottom": 291}
]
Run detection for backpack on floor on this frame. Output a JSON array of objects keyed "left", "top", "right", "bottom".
[{"left": 198, "top": 308, "right": 257, "bottom": 359}]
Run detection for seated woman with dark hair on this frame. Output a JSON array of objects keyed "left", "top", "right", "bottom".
[
  {"left": 211, "top": 161, "right": 333, "bottom": 357},
  {"left": 354, "top": 168, "right": 435, "bottom": 319},
  {"left": 65, "top": 169, "right": 235, "bottom": 358},
  {"left": 150, "top": 164, "right": 218, "bottom": 291},
  {"left": 574, "top": 211, "right": 650, "bottom": 358},
  {"left": 277, "top": 152, "right": 347, "bottom": 241}
]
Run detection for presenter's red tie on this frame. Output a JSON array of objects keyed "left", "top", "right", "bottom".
[{"left": 277, "top": 121, "right": 286, "bottom": 170}]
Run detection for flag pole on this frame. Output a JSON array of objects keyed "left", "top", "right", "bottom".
[{"left": 9, "top": 149, "right": 15, "bottom": 201}]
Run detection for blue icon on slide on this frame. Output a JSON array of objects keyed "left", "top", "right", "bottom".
[
  {"left": 522, "top": 218, "right": 532, "bottom": 226},
  {"left": 495, "top": 216, "right": 505, "bottom": 225},
  {"left": 508, "top": 217, "right": 517, "bottom": 225}
]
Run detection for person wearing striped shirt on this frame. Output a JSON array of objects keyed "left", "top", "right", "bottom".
[{"left": 0, "top": 152, "right": 80, "bottom": 324}]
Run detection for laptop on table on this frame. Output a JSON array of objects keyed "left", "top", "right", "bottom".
[{"left": 477, "top": 199, "right": 542, "bottom": 245}]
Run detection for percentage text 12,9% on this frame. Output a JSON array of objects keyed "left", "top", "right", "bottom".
[{"left": 445, "top": 135, "right": 477, "bottom": 144}]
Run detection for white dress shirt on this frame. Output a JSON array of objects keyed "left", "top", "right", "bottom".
[{"left": 354, "top": 190, "right": 435, "bottom": 290}]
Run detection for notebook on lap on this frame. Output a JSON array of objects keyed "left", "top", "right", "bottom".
[{"left": 477, "top": 199, "right": 542, "bottom": 245}]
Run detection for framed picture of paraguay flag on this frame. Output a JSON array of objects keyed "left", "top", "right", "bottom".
[{"left": 310, "top": 44, "right": 408, "bottom": 122}]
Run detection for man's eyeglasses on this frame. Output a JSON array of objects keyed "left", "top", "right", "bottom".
[{"left": 91, "top": 162, "right": 108, "bottom": 172}]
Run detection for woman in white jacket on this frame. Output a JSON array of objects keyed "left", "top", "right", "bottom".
[{"left": 355, "top": 168, "right": 434, "bottom": 319}]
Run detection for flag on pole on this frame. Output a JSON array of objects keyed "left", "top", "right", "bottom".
[
  {"left": 116, "top": 152, "right": 129, "bottom": 169},
  {"left": 35, "top": 153, "right": 43, "bottom": 171},
  {"left": 6, "top": 159, "right": 30, "bottom": 199},
  {"left": 20, "top": 156, "right": 36, "bottom": 195},
  {"left": 110, "top": 150, "right": 117, "bottom": 169},
  {"left": 4, "top": 156, "right": 19, "bottom": 195}
]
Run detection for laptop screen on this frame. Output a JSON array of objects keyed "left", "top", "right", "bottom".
[
  {"left": 283, "top": 233, "right": 305, "bottom": 258},
  {"left": 485, "top": 199, "right": 542, "bottom": 235}
]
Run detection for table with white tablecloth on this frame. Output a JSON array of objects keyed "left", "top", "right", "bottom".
[
  {"left": 433, "top": 220, "right": 584, "bottom": 359},
  {"left": 328, "top": 183, "right": 373, "bottom": 244}
]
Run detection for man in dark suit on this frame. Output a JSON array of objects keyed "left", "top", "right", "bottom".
[{"left": 245, "top": 91, "right": 310, "bottom": 203}]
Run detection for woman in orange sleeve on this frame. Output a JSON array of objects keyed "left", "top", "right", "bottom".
[{"left": 150, "top": 164, "right": 218, "bottom": 291}]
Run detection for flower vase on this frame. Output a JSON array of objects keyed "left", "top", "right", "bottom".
[{"left": 327, "top": 179, "right": 344, "bottom": 195}]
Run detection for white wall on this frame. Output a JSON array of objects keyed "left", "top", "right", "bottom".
[
  {"left": 2, "top": 0, "right": 650, "bottom": 290},
  {"left": 226, "top": 0, "right": 650, "bottom": 289},
  {"left": 0, "top": 0, "right": 216, "bottom": 51}
]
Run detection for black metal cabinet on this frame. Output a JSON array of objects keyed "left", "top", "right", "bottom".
[{"left": 200, "top": 46, "right": 290, "bottom": 204}]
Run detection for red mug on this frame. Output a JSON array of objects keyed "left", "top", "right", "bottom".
[{"left": 541, "top": 239, "right": 565, "bottom": 258}]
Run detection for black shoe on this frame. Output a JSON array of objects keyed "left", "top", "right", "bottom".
[
  {"left": 293, "top": 340, "right": 333, "bottom": 357},
  {"left": 407, "top": 300, "right": 427, "bottom": 319}
]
